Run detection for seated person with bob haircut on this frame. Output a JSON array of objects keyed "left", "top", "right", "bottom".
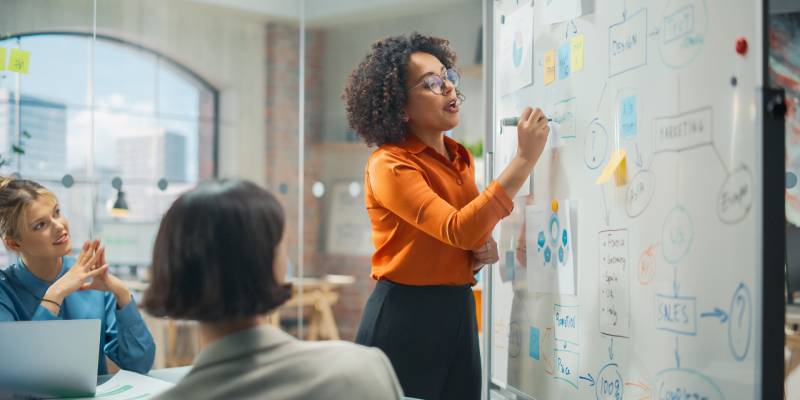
[{"left": 143, "top": 180, "right": 403, "bottom": 400}]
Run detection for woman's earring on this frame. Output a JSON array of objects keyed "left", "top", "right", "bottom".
[{"left": 402, "top": 113, "right": 409, "bottom": 123}]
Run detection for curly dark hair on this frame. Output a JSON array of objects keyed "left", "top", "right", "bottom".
[{"left": 342, "top": 32, "right": 464, "bottom": 147}]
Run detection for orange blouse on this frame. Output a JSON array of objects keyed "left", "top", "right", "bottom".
[{"left": 364, "top": 134, "right": 514, "bottom": 286}]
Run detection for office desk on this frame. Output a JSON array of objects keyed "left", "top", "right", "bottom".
[{"left": 100, "top": 367, "right": 424, "bottom": 399}]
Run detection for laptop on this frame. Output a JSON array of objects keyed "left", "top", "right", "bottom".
[{"left": 0, "top": 319, "right": 100, "bottom": 398}]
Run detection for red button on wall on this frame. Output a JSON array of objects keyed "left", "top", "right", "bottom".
[{"left": 736, "top": 37, "right": 748, "bottom": 55}]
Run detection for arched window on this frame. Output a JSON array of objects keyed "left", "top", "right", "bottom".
[{"left": 0, "top": 32, "right": 218, "bottom": 266}]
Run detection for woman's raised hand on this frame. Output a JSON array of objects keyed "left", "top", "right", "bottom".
[
  {"left": 516, "top": 107, "right": 550, "bottom": 165},
  {"left": 45, "top": 240, "right": 108, "bottom": 303}
]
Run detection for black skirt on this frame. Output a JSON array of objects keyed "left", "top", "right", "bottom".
[{"left": 355, "top": 280, "right": 480, "bottom": 400}]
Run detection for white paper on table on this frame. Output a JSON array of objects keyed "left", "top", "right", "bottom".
[
  {"left": 72, "top": 370, "right": 174, "bottom": 400},
  {"left": 542, "top": 0, "right": 583, "bottom": 25},
  {"left": 498, "top": 2, "right": 534, "bottom": 95},
  {"left": 525, "top": 201, "right": 576, "bottom": 295}
]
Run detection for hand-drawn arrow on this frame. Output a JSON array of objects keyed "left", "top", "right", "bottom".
[
  {"left": 600, "top": 185, "right": 611, "bottom": 226},
  {"left": 608, "top": 337, "right": 614, "bottom": 360},
  {"left": 624, "top": 381, "right": 653, "bottom": 400},
  {"left": 674, "top": 336, "right": 681, "bottom": 368},
  {"left": 579, "top": 373, "right": 595, "bottom": 387},
  {"left": 634, "top": 142, "right": 644, "bottom": 168},
  {"left": 672, "top": 267, "right": 680, "bottom": 297},
  {"left": 543, "top": 328, "right": 554, "bottom": 375},
  {"left": 700, "top": 307, "right": 729, "bottom": 323},
  {"left": 649, "top": 27, "right": 661, "bottom": 37},
  {"left": 596, "top": 83, "right": 608, "bottom": 112},
  {"left": 565, "top": 20, "right": 578, "bottom": 39}
]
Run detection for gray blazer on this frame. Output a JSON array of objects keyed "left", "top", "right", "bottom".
[{"left": 154, "top": 325, "right": 404, "bottom": 400}]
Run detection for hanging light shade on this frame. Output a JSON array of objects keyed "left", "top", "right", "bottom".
[{"left": 111, "top": 189, "right": 129, "bottom": 218}]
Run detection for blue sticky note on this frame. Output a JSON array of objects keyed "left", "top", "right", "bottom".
[
  {"left": 620, "top": 95, "right": 637, "bottom": 139},
  {"left": 557, "top": 42, "right": 571, "bottom": 80},
  {"left": 529, "top": 326, "right": 541, "bottom": 360}
]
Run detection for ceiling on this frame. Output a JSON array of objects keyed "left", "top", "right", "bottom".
[{"left": 192, "top": 0, "right": 477, "bottom": 27}]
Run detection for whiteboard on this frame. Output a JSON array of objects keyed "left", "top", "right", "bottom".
[{"left": 487, "top": 0, "right": 766, "bottom": 399}]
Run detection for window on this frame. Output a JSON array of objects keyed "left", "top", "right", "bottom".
[{"left": 0, "top": 33, "right": 217, "bottom": 265}]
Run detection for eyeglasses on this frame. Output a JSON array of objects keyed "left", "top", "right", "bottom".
[{"left": 409, "top": 68, "right": 460, "bottom": 95}]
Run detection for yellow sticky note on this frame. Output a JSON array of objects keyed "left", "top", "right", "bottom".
[
  {"left": 571, "top": 35, "right": 584, "bottom": 72},
  {"left": 8, "top": 49, "right": 30, "bottom": 74},
  {"left": 0, "top": 48, "right": 6, "bottom": 71},
  {"left": 596, "top": 149, "right": 627, "bottom": 185},
  {"left": 544, "top": 49, "right": 556, "bottom": 85}
]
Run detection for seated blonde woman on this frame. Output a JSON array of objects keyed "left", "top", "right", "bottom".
[
  {"left": 0, "top": 177, "right": 154, "bottom": 375},
  {"left": 143, "top": 180, "right": 403, "bottom": 400}
]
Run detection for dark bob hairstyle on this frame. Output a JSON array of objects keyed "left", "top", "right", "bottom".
[
  {"left": 342, "top": 32, "right": 463, "bottom": 147},
  {"left": 143, "top": 179, "right": 291, "bottom": 321}
]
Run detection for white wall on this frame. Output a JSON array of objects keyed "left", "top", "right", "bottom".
[{"left": 0, "top": 0, "right": 277, "bottom": 186}]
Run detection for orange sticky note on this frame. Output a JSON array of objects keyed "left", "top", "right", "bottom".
[
  {"left": 0, "top": 48, "right": 6, "bottom": 71},
  {"left": 8, "top": 48, "right": 30, "bottom": 74},
  {"left": 571, "top": 35, "right": 584, "bottom": 72},
  {"left": 544, "top": 49, "right": 556, "bottom": 85},
  {"left": 596, "top": 149, "right": 627, "bottom": 185}
]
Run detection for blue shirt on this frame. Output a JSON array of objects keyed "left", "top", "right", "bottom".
[{"left": 0, "top": 257, "right": 156, "bottom": 374}]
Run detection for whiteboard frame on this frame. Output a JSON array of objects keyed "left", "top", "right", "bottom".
[
  {"left": 481, "top": 0, "right": 786, "bottom": 398},
  {"left": 760, "top": 0, "right": 786, "bottom": 397},
  {"left": 480, "top": 0, "right": 496, "bottom": 398}
]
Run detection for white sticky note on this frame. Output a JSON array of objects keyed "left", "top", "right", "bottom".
[{"left": 526, "top": 200, "right": 576, "bottom": 295}]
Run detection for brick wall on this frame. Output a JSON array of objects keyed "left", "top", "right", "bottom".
[{"left": 265, "top": 22, "right": 372, "bottom": 341}]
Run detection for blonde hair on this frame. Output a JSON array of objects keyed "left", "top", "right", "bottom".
[{"left": 0, "top": 177, "right": 58, "bottom": 240}]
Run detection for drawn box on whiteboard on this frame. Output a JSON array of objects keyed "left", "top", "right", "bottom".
[
  {"left": 608, "top": 9, "right": 647, "bottom": 77},
  {"left": 663, "top": 5, "right": 695, "bottom": 44},
  {"left": 653, "top": 107, "right": 713, "bottom": 153},
  {"left": 551, "top": 97, "right": 577, "bottom": 141},
  {"left": 598, "top": 229, "right": 631, "bottom": 338},
  {"left": 554, "top": 349, "right": 580, "bottom": 389},
  {"left": 554, "top": 304, "right": 579, "bottom": 346},
  {"left": 654, "top": 294, "right": 698, "bottom": 336}
]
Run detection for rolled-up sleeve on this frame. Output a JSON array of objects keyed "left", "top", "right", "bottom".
[
  {"left": 102, "top": 295, "right": 156, "bottom": 373},
  {"left": 368, "top": 152, "right": 513, "bottom": 251}
]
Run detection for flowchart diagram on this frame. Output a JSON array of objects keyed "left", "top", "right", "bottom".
[{"left": 494, "top": 0, "right": 759, "bottom": 398}]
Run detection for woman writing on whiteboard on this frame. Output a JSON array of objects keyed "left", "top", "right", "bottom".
[{"left": 343, "top": 32, "right": 549, "bottom": 400}]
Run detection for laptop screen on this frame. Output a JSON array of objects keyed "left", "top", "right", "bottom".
[{"left": 0, "top": 319, "right": 100, "bottom": 397}]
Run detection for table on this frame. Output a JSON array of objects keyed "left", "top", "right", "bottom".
[
  {"left": 97, "top": 366, "right": 191, "bottom": 385},
  {"left": 268, "top": 275, "right": 355, "bottom": 341}
]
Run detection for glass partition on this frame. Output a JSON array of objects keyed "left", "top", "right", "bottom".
[
  {"left": 301, "top": 0, "right": 484, "bottom": 341},
  {"left": 1, "top": 0, "right": 485, "bottom": 374}
]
